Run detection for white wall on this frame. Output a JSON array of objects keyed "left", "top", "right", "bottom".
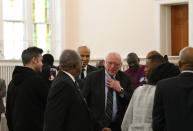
[
  {"left": 0, "top": 0, "right": 3, "bottom": 58},
  {"left": 65, "top": 0, "right": 156, "bottom": 59}
]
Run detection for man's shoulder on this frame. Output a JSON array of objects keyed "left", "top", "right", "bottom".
[
  {"left": 50, "top": 72, "right": 75, "bottom": 93},
  {"left": 87, "top": 64, "right": 97, "bottom": 71},
  {"left": 86, "top": 68, "right": 104, "bottom": 78},
  {"left": 157, "top": 75, "right": 179, "bottom": 85},
  {"left": 156, "top": 76, "right": 180, "bottom": 92},
  {"left": 117, "top": 70, "right": 130, "bottom": 79},
  {"left": 52, "top": 71, "right": 74, "bottom": 86},
  {"left": 135, "top": 84, "right": 155, "bottom": 95}
]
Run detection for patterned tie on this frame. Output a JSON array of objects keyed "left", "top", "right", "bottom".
[
  {"left": 81, "top": 68, "right": 85, "bottom": 79},
  {"left": 104, "top": 76, "right": 114, "bottom": 126}
]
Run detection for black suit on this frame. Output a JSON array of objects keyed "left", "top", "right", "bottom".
[
  {"left": 87, "top": 64, "right": 97, "bottom": 74},
  {"left": 77, "top": 64, "right": 97, "bottom": 90},
  {"left": 153, "top": 72, "right": 193, "bottom": 131},
  {"left": 82, "top": 69, "right": 133, "bottom": 131},
  {"left": 44, "top": 71, "right": 94, "bottom": 131},
  {"left": 80, "top": 64, "right": 97, "bottom": 79}
]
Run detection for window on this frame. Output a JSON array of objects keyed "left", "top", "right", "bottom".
[
  {"left": 3, "top": 0, "right": 24, "bottom": 59},
  {"left": 2, "top": 0, "right": 51, "bottom": 59},
  {"left": 33, "top": 0, "right": 51, "bottom": 54}
]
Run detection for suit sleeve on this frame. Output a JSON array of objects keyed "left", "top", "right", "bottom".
[
  {"left": 152, "top": 83, "right": 166, "bottom": 131},
  {"left": 44, "top": 82, "right": 73, "bottom": 131}
]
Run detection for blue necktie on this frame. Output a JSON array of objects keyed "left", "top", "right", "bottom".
[{"left": 104, "top": 76, "right": 114, "bottom": 126}]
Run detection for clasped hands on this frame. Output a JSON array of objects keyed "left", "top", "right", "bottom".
[{"left": 106, "top": 77, "right": 122, "bottom": 93}]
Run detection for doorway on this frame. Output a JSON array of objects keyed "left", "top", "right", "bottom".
[{"left": 171, "top": 4, "right": 188, "bottom": 56}]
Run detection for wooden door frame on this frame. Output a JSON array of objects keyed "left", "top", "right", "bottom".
[{"left": 155, "top": 0, "right": 193, "bottom": 56}]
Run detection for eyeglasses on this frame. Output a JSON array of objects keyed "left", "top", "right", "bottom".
[{"left": 106, "top": 61, "right": 121, "bottom": 67}]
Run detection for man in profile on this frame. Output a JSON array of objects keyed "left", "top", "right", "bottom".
[
  {"left": 83, "top": 52, "right": 133, "bottom": 131},
  {"left": 77, "top": 46, "right": 97, "bottom": 79},
  {"left": 6, "top": 47, "right": 49, "bottom": 131},
  {"left": 44, "top": 49, "right": 110, "bottom": 131},
  {"left": 152, "top": 47, "right": 193, "bottom": 131}
]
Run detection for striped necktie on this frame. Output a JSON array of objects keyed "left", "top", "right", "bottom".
[{"left": 104, "top": 76, "right": 114, "bottom": 126}]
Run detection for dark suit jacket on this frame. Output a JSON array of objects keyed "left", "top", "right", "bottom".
[
  {"left": 82, "top": 69, "right": 133, "bottom": 131},
  {"left": 44, "top": 71, "right": 94, "bottom": 131},
  {"left": 153, "top": 72, "right": 193, "bottom": 131},
  {"left": 77, "top": 64, "right": 97, "bottom": 90},
  {"left": 87, "top": 64, "right": 97, "bottom": 74}
]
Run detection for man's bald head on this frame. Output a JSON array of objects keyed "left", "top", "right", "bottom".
[
  {"left": 179, "top": 47, "right": 193, "bottom": 71},
  {"left": 77, "top": 46, "right": 90, "bottom": 68}
]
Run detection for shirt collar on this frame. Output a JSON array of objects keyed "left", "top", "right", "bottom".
[
  {"left": 83, "top": 65, "right": 87, "bottom": 71},
  {"left": 105, "top": 70, "right": 116, "bottom": 78},
  {"left": 62, "top": 70, "right": 75, "bottom": 82},
  {"left": 181, "top": 70, "right": 193, "bottom": 74}
]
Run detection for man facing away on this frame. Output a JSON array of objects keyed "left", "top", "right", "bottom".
[
  {"left": 152, "top": 46, "right": 193, "bottom": 131},
  {"left": 44, "top": 49, "right": 110, "bottom": 131},
  {"left": 83, "top": 51, "right": 133, "bottom": 131},
  {"left": 6, "top": 47, "right": 49, "bottom": 131}
]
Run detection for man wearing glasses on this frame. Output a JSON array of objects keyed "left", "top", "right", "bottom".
[{"left": 82, "top": 52, "right": 133, "bottom": 131}]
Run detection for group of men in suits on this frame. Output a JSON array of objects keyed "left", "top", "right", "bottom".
[
  {"left": 76, "top": 46, "right": 133, "bottom": 131},
  {"left": 6, "top": 45, "right": 193, "bottom": 131}
]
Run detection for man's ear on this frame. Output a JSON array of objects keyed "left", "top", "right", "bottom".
[{"left": 31, "top": 57, "right": 37, "bottom": 64}]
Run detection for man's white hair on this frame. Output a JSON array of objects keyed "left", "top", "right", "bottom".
[{"left": 104, "top": 51, "right": 122, "bottom": 63}]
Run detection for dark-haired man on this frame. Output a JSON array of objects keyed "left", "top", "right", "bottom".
[
  {"left": 41, "top": 53, "right": 56, "bottom": 87},
  {"left": 6, "top": 47, "right": 49, "bottom": 131}
]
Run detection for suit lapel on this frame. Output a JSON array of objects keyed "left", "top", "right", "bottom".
[
  {"left": 72, "top": 82, "right": 88, "bottom": 107},
  {"left": 87, "top": 65, "right": 91, "bottom": 74},
  {"left": 61, "top": 71, "right": 89, "bottom": 110}
]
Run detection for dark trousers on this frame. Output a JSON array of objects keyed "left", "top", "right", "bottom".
[{"left": 109, "top": 121, "right": 121, "bottom": 131}]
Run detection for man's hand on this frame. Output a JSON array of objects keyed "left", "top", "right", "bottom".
[
  {"left": 101, "top": 128, "right": 111, "bottom": 131},
  {"left": 106, "top": 77, "right": 122, "bottom": 92}
]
